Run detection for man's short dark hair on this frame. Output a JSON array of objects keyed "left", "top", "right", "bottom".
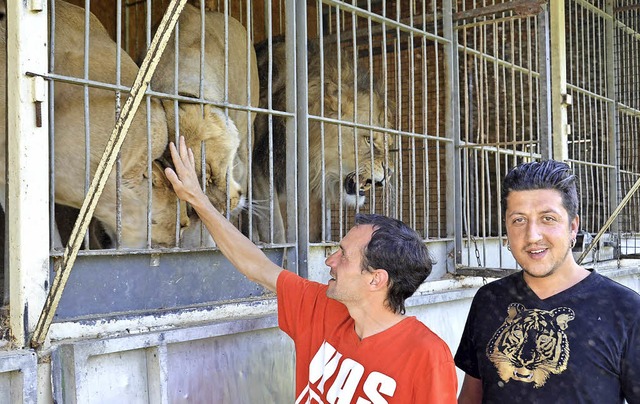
[
  {"left": 501, "top": 160, "right": 579, "bottom": 219},
  {"left": 355, "top": 213, "right": 432, "bottom": 315}
]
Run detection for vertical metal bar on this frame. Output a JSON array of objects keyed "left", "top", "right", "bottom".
[
  {"left": 606, "top": 0, "right": 620, "bottom": 236},
  {"left": 350, "top": 3, "right": 359, "bottom": 229},
  {"left": 443, "top": 0, "right": 463, "bottom": 267},
  {"left": 317, "top": 1, "right": 327, "bottom": 241},
  {"left": 245, "top": 0, "right": 255, "bottom": 244},
  {"left": 336, "top": 9, "right": 344, "bottom": 240},
  {"left": 223, "top": 0, "right": 232, "bottom": 220},
  {"left": 395, "top": 3, "right": 403, "bottom": 222},
  {"left": 381, "top": 1, "right": 391, "bottom": 218},
  {"left": 536, "top": 3, "right": 553, "bottom": 160},
  {"left": 115, "top": 1, "right": 124, "bottom": 249},
  {"left": 6, "top": 0, "right": 50, "bottom": 346},
  {"left": 83, "top": 1, "right": 92, "bottom": 248},
  {"left": 550, "top": 0, "right": 569, "bottom": 160},
  {"left": 266, "top": 0, "right": 275, "bottom": 244},
  {"left": 422, "top": 36, "right": 429, "bottom": 237},
  {"left": 173, "top": 19, "right": 181, "bottom": 246},
  {"left": 366, "top": 0, "right": 375, "bottom": 217},
  {"left": 293, "top": 0, "right": 307, "bottom": 276},
  {"left": 49, "top": 1, "right": 59, "bottom": 253},
  {"left": 409, "top": 8, "right": 417, "bottom": 230},
  {"left": 434, "top": 40, "right": 442, "bottom": 238},
  {"left": 145, "top": 0, "right": 154, "bottom": 248}
]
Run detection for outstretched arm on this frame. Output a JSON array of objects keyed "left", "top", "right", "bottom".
[{"left": 164, "top": 136, "right": 283, "bottom": 293}]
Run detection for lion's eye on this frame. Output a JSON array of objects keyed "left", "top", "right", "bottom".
[{"left": 363, "top": 135, "right": 371, "bottom": 146}]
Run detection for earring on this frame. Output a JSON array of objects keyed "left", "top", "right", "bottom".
[
  {"left": 506, "top": 242, "right": 511, "bottom": 251},
  {"left": 570, "top": 238, "right": 576, "bottom": 248}
]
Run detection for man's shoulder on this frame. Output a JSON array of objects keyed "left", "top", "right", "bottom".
[
  {"left": 278, "top": 269, "right": 328, "bottom": 292},
  {"left": 402, "top": 318, "right": 452, "bottom": 350},
  {"left": 591, "top": 271, "right": 640, "bottom": 308},
  {"left": 278, "top": 270, "right": 349, "bottom": 312},
  {"left": 397, "top": 319, "right": 454, "bottom": 367}
]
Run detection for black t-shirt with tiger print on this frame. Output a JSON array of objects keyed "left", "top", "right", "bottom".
[{"left": 455, "top": 270, "right": 640, "bottom": 404}]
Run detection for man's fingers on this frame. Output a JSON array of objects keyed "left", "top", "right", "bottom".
[
  {"left": 188, "top": 147, "right": 195, "bottom": 167},
  {"left": 179, "top": 136, "right": 189, "bottom": 160},
  {"left": 169, "top": 141, "right": 182, "bottom": 168},
  {"left": 164, "top": 167, "right": 180, "bottom": 187}
]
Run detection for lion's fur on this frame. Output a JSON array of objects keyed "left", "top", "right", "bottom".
[
  {"left": 151, "top": 3, "right": 259, "bottom": 215},
  {"left": 252, "top": 39, "right": 392, "bottom": 242},
  {"left": 172, "top": 103, "right": 242, "bottom": 214},
  {"left": 0, "top": 1, "right": 258, "bottom": 248},
  {"left": 0, "top": 1, "right": 185, "bottom": 248}
]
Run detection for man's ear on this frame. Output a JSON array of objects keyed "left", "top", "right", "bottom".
[
  {"left": 571, "top": 215, "right": 580, "bottom": 239},
  {"left": 369, "top": 269, "right": 390, "bottom": 290}
]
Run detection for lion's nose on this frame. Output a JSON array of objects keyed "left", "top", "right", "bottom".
[{"left": 374, "top": 167, "right": 393, "bottom": 186}]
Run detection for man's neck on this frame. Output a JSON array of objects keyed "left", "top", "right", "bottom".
[
  {"left": 524, "top": 262, "right": 590, "bottom": 300},
  {"left": 349, "top": 305, "right": 407, "bottom": 340}
]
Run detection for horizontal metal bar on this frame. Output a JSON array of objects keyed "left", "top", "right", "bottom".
[
  {"left": 457, "top": 44, "right": 541, "bottom": 78},
  {"left": 320, "top": 0, "right": 451, "bottom": 46},
  {"left": 308, "top": 114, "right": 455, "bottom": 143},
  {"left": 454, "top": 0, "right": 545, "bottom": 22}
]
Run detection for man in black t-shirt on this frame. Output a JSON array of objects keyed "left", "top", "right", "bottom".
[{"left": 455, "top": 160, "right": 640, "bottom": 403}]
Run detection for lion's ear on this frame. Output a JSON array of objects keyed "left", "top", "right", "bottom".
[{"left": 150, "top": 161, "right": 169, "bottom": 187}]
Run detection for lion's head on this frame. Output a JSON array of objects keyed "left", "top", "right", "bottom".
[
  {"left": 251, "top": 38, "right": 394, "bottom": 242},
  {"left": 150, "top": 4, "right": 258, "bottom": 218},
  {"left": 307, "top": 42, "right": 393, "bottom": 208},
  {"left": 170, "top": 103, "right": 245, "bottom": 216}
]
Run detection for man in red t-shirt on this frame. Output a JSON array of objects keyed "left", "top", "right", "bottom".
[{"left": 165, "top": 136, "right": 458, "bottom": 402}]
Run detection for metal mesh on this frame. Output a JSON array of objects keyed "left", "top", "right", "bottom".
[{"left": 456, "top": 0, "right": 542, "bottom": 268}]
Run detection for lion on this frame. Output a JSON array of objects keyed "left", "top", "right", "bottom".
[
  {"left": 149, "top": 3, "right": 259, "bottom": 220},
  {"left": 252, "top": 38, "right": 393, "bottom": 243},
  {"left": 0, "top": 1, "right": 186, "bottom": 248}
]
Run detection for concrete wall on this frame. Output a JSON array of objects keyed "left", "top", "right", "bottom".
[{"left": 1, "top": 262, "right": 638, "bottom": 403}]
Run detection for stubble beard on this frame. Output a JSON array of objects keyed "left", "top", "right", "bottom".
[{"left": 521, "top": 245, "right": 572, "bottom": 279}]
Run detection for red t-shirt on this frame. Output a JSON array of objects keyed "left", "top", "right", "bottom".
[{"left": 277, "top": 270, "right": 458, "bottom": 403}]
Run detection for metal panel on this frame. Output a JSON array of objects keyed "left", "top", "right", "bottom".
[
  {"left": 52, "top": 249, "right": 291, "bottom": 321},
  {"left": 52, "top": 315, "right": 294, "bottom": 404},
  {"left": 166, "top": 328, "right": 294, "bottom": 403},
  {"left": 0, "top": 350, "right": 38, "bottom": 404}
]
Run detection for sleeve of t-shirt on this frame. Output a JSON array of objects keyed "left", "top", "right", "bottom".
[
  {"left": 414, "top": 340, "right": 458, "bottom": 403},
  {"left": 454, "top": 293, "right": 481, "bottom": 379},
  {"left": 277, "top": 270, "right": 327, "bottom": 341},
  {"left": 621, "top": 314, "right": 640, "bottom": 402}
]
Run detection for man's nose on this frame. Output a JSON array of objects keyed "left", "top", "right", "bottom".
[
  {"left": 325, "top": 251, "right": 337, "bottom": 266},
  {"left": 526, "top": 221, "right": 543, "bottom": 243}
]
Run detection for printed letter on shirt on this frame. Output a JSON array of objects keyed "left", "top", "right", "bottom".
[{"left": 296, "top": 341, "right": 396, "bottom": 403}]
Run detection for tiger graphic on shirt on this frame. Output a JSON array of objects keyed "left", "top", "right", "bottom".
[{"left": 486, "top": 303, "right": 575, "bottom": 388}]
